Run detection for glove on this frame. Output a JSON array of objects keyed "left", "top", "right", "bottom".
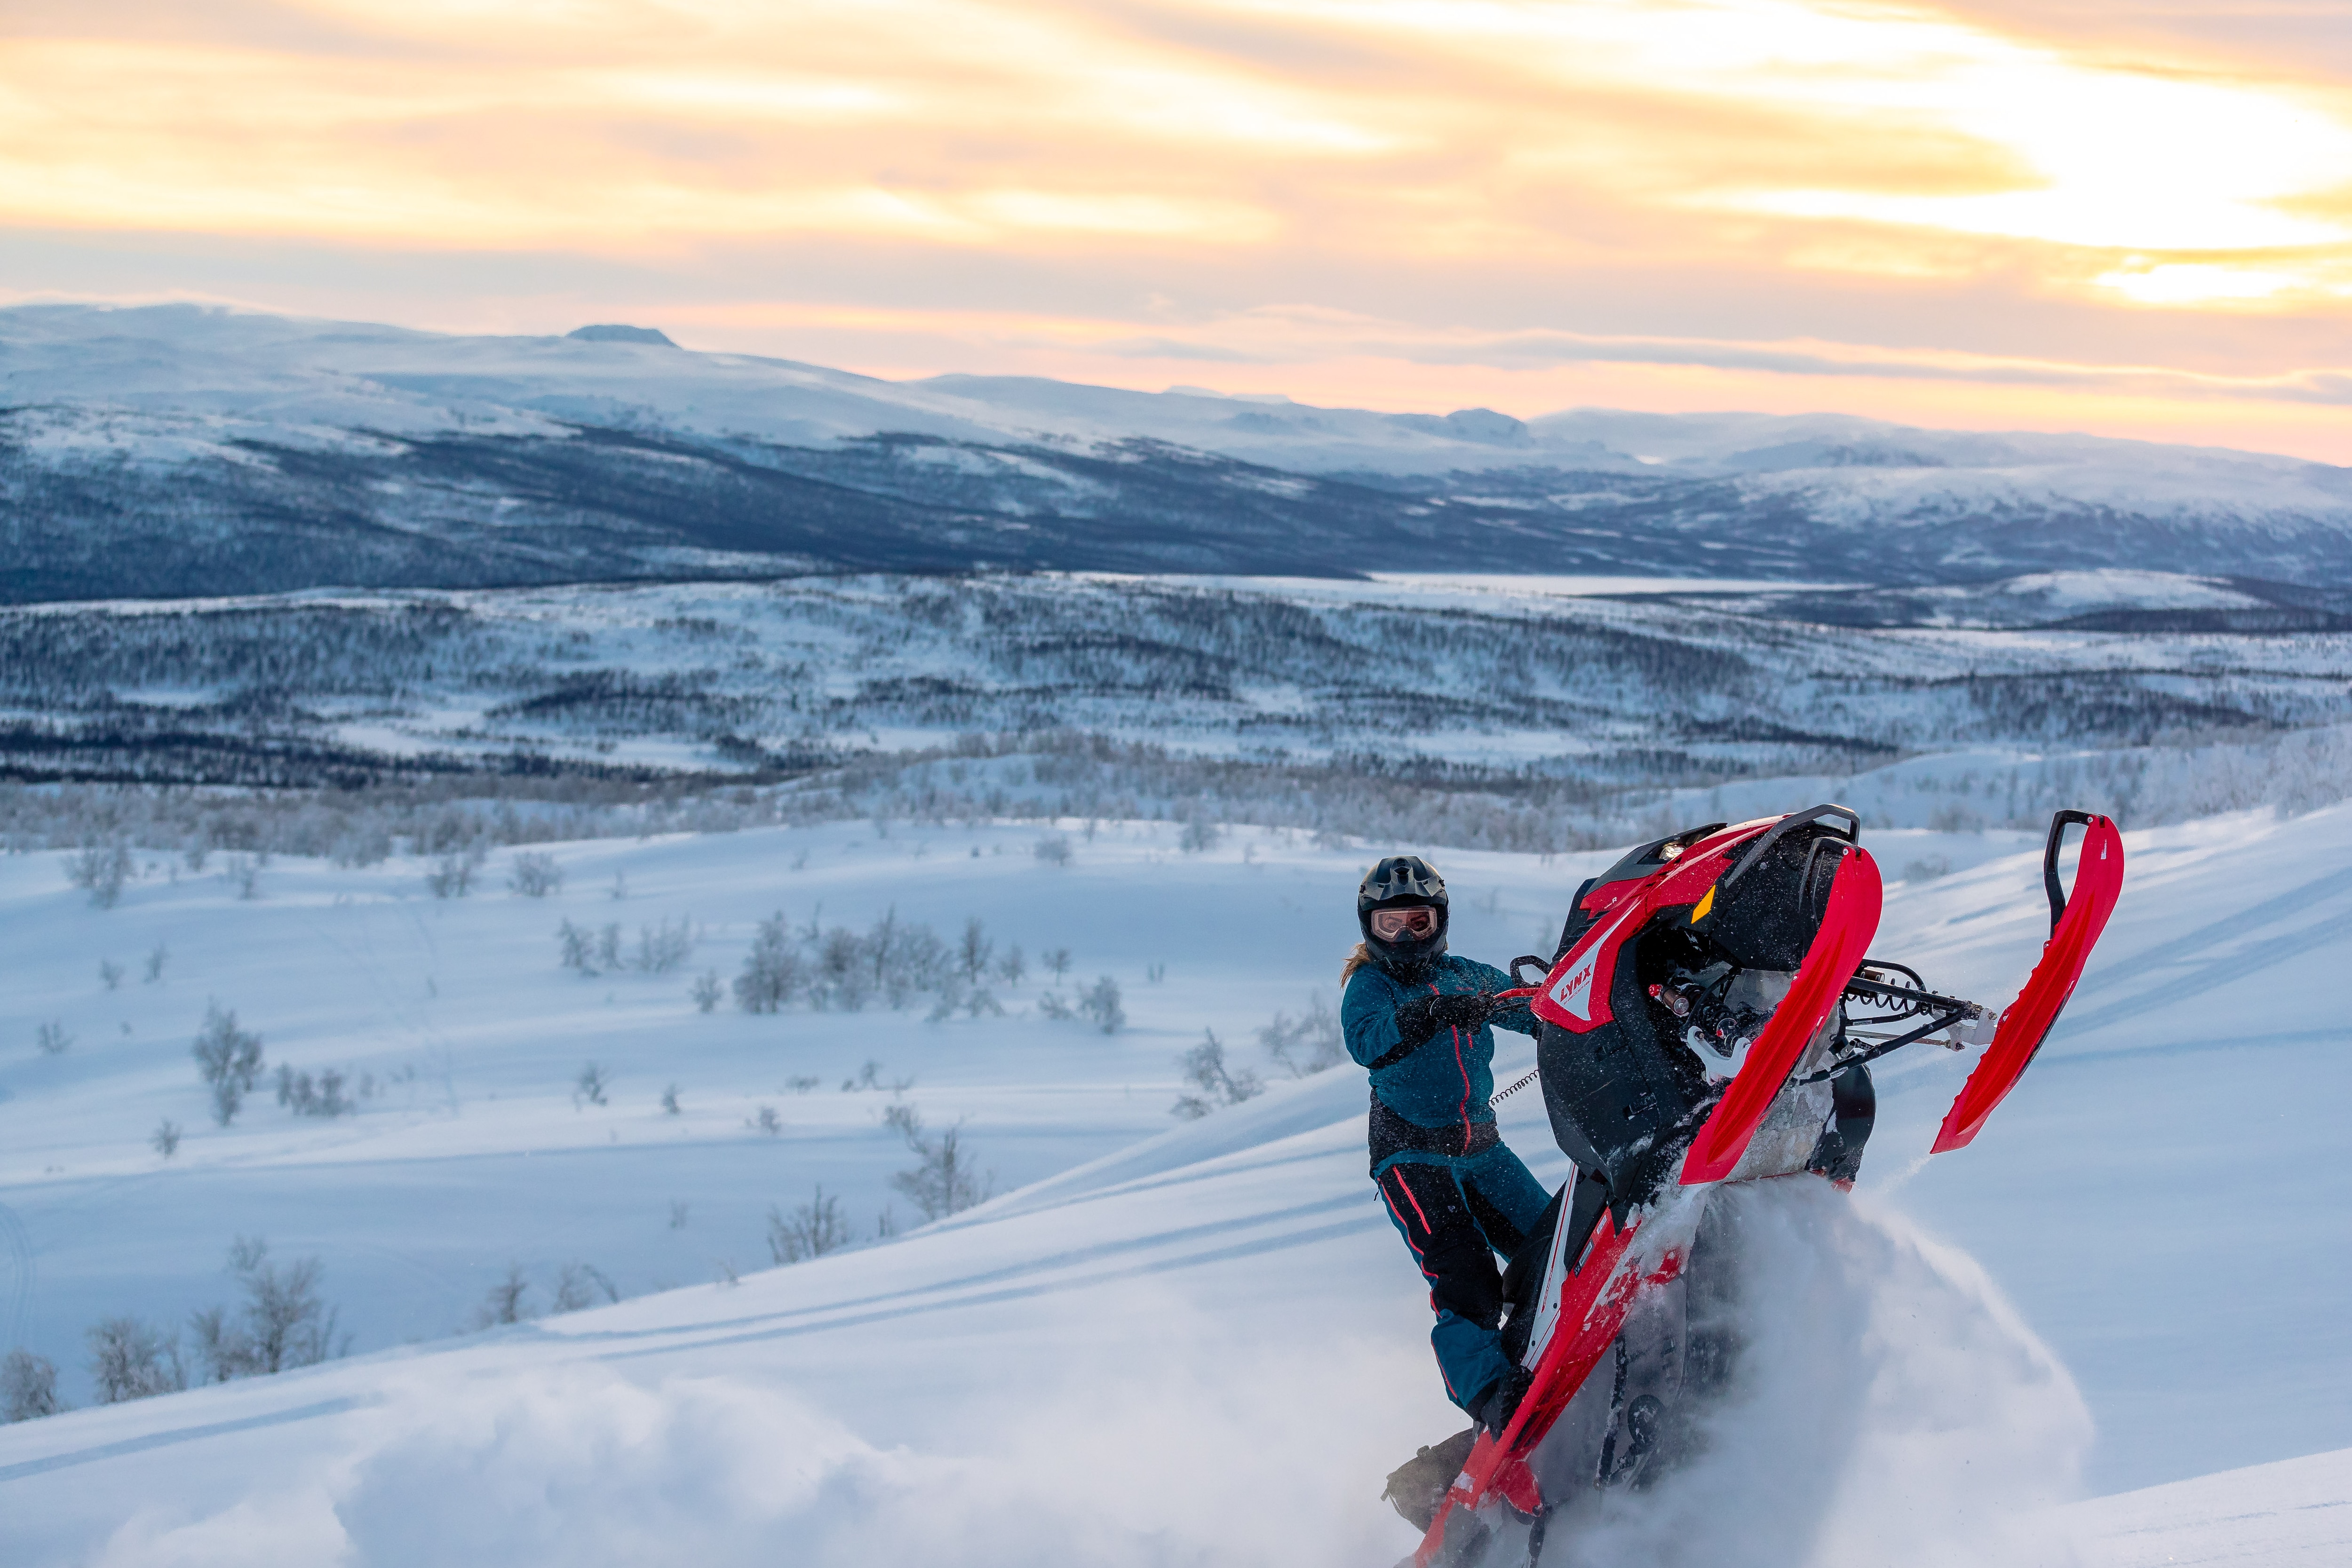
[
  {"left": 1430, "top": 991, "right": 1502, "bottom": 1029},
  {"left": 1391, "top": 993, "right": 1443, "bottom": 1048}
]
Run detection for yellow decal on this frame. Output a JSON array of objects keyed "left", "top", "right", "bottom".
[{"left": 1691, "top": 885, "right": 1716, "bottom": 923}]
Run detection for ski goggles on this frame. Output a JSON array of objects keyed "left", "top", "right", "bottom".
[{"left": 1368, "top": 906, "right": 1442, "bottom": 941}]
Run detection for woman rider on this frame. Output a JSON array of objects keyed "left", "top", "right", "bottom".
[{"left": 1344, "top": 854, "right": 1549, "bottom": 1435}]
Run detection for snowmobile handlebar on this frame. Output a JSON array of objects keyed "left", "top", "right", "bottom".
[{"left": 1720, "top": 802, "right": 1859, "bottom": 889}]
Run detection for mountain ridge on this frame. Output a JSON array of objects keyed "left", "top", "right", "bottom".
[{"left": 5, "top": 302, "right": 2350, "bottom": 603}]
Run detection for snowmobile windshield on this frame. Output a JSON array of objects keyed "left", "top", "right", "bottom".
[{"left": 1369, "top": 907, "right": 1442, "bottom": 941}]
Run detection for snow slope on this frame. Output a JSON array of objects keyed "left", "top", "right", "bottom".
[{"left": 4, "top": 802, "right": 2352, "bottom": 1562}]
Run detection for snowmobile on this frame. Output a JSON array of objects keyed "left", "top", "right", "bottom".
[{"left": 1389, "top": 804, "right": 2124, "bottom": 1567}]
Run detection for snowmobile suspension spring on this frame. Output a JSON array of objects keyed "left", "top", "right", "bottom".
[{"left": 1490, "top": 1067, "right": 1541, "bottom": 1106}]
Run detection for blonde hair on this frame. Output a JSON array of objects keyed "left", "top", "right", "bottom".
[{"left": 1341, "top": 940, "right": 1373, "bottom": 986}]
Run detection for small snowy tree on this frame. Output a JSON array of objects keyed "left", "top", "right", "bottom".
[
  {"left": 557, "top": 918, "right": 597, "bottom": 974},
  {"left": 690, "top": 970, "right": 723, "bottom": 1012},
  {"left": 189, "top": 1236, "right": 344, "bottom": 1383},
  {"left": 1259, "top": 994, "right": 1344, "bottom": 1077},
  {"left": 507, "top": 851, "right": 563, "bottom": 897},
  {"left": 1171, "top": 1030, "right": 1264, "bottom": 1119},
  {"left": 958, "top": 918, "right": 994, "bottom": 983},
  {"left": 1078, "top": 976, "right": 1125, "bottom": 1034},
  {"left": 734, "top": 912, "right": 804, "bottom": 1012},
  {"left": 766, "top": 1186, "right": 851, "bottom": 1264},
  {"left": 634, "top": 917, "right": 695, "bottom": 973},
  {"left": 65, "top": 839, "right": 133, "bottom": 909},
  {"left": 474, "top": 1266, "right": 534, "bottom": 1328},
  {"left": 1, "top": 1349, "right": 64, "bottom": 1422},
  {"left": 87, "top": 1318, "right": 184, "bottom": 1403},
  {"left": 151, "top": 1119, "right": 183, "bottom": 1157},
  {"left": 885, "top": 1106, "right": 991, "bottom": 1222},
  {"left": 552, "top": 1263, "right": 618, "bottom": 1313},
  {"left": 191, "top": 1004, "right": 264, "bottom": 1126}
]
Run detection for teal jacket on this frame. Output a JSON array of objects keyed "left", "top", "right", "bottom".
[{"left": 1343, "top": 954, "right": 1536, "bottom": 1134}]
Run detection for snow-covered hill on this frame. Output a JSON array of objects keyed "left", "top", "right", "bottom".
[
  {"left": 4, "top": 800, "right": 2352, "bottom": 1565},
  {"left": 7, "top": 302, "right": 2351, "bottom": 600}
]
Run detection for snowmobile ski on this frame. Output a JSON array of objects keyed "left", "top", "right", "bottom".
[{"left": 1932, "top": 811, "right": 2124, "bottom": 1152}]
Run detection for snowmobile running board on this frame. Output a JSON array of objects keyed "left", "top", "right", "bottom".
[{"left": 1409, "top": 809, "right": 2125, "bottom": 1568}]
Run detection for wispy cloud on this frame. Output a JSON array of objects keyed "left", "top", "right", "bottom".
[{"left": 3, "top": 0, "right": 2350, "bottom": 454}]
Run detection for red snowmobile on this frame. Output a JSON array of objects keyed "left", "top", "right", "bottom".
[{"left": 1393, "top": 805, "right": 2124, "bottom": 1567}]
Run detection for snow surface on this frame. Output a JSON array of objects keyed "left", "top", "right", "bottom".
[{"left": 4, "top": 800, "right": 2352, "bottom": 1562}]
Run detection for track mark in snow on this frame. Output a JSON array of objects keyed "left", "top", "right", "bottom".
[
  {"left": 0, "top": 1398, "right": 365, "bottom": 1485},
  {"left": 590, "top": 1211, "right": 1383, "bottom": 1365},
  {"left": 554, "top": 1190, "right": 1375, "bottom": 1354}
]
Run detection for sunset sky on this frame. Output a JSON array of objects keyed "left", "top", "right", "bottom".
[{"left": 5, "top": 0, "right": 2351, "bottom": 458}]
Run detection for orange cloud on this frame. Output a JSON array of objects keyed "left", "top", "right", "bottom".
[{"left": 2, "top": 0, "right": 2350, "bottom": 454}]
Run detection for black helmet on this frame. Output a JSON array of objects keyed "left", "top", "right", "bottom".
[{"left": 1359, "top": 854, "right": 1449, "bottom": 978}]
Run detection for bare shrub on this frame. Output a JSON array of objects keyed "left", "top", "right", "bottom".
[
  {"left": 1078, "top": 976, "right": 1125, "bottom": 1034},
  {"left": 190, "top": 1236, "right": 345, "bottom": 1381},
  {"left": 689, "top": 970, "right": 723, "bottom": 1012},
  {"left": 143, "top": 942, "right": 168, "bottom": 983},
  {"left": 596, "top": 922, "right": 622, "bottom": 971},
  {"left": 575, "top": 1063, "right": 609, "bottom": 1107},
  {"left": 192, "top": 1003, "right": 264, "bottom": 1126},
  {"left": 1179, "top": 815, "right": 1223, "bottom": 853},
  {"left": 1034, "top": 833, "right": 1072, "bottom": 865},
  {"left": 556, "top": 917, "right": 597, "bottom": 974},
  {"left": 474, "top": 1266, "right": 534, "bottom": 1328},
  {"left": 151, "top": 1119, "right": 183, "bottom": 1157},
  {"left": 552, "top": 1263, "right": 619, "bottom": 1313},
  {"left": 276, "top": 1065, "right": 353, "bottom": 1117},
  {"left": 995, "top": 944, "right": 1025, "bottom": 987},
  {"left": 99, "top": 958, "right": 125, "bottom": 991},
  {"left": 87, "top": 1318, "right": 184, "bottom": 1403},
  {"left": 426, "top": 846, "right": 483, "bottom": 899},
  {"left": 634, "top": 916, "right": 695, "bottom": 973},
  {"left": 660, "top": 1082, "right": 681, "bottom": 1115},
  {"left": 747, "top": 1104, "right": 782, "bottom": 1136},
  {"left": 224, "top": 852, "right": 263, "bottom": 900},
  {"left": 1260, "top": 994, "right": 1344, "bottom": 1077},
  {"left": 2, "top": 1348, "right": 64, "bottom": 1422},
  {"left": 36, "top": 1020, "right": 72, "bottom": 1056},
  {"left": 733, "top": 911, "right": 804, "bottom": 1012},
  {"left": 766, "top": 1185, "right": 851, "bottom": 1264},
  {"left": 1042, "top": 947, "right": 1072, "bottom": 980},
  {"left": 507, "top": 850, "right": 564, "bottom": 897},
  {"left": 65, "top": 839, "right": 133, "bottom": 908},
  {"left": 957, "top": 918, "right": 994, "bottom": 983},
  {"left": 1171, "top": 1029, "right": 1264, "bottom": 1119},
  {"left": 885, "top": 1105, "right": 991, "bottom": 1222}
]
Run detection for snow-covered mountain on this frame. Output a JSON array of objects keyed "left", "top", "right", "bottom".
[
  {"left": 7, "top": 302, "right": 2351, "bottom": 602},
  {"left": 3, "top": 804, "right": 2351, "bottom": 1565}
]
